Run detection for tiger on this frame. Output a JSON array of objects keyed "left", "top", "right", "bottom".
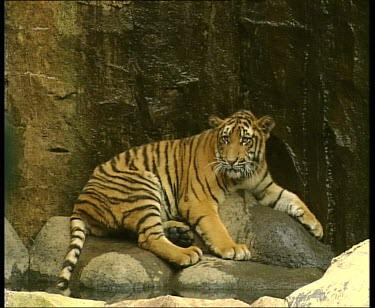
[{"left": 57, "top": 110, "right": 323, "bottom": 296}]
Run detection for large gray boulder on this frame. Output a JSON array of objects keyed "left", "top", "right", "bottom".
[
  {"left": 5, "top": 218, "right": 29, "bottom": 285},
  {"left": 29, "top": 216, "right": 72, "bottom": 282},
  {"left": 219, "top": 193, "right": 334, "bottom": 270}
]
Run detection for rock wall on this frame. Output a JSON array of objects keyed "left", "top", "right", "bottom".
[{"left": 5, "top": 1, "right": 369, "bottom": 254}]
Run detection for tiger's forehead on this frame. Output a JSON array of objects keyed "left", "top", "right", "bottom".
[{"left": 222, "top": 118, "right": 255, "bottom": 135}]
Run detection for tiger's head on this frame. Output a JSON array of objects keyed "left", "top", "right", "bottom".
[{"left": 209, "top": 110, "right": 275, "bottom": 179}]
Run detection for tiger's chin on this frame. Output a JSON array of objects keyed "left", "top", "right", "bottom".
[{"left": 225, "top": 169, "right": 246, "bottom": 179}]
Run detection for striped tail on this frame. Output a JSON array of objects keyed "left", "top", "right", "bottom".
[{"left": 57, "top": 217, "right": 87, "bottom": 296}]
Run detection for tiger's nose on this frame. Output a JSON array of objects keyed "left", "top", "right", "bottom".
[{"left": 227, "top": 158, "right": 238, "bottom": 166}]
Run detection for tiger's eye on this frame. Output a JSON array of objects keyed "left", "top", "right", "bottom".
[
  {"left": 221, "top": 136, "right": 229, "bottom": 143},
  {"left": 242, "top": 137, "right": 252, "bottom": 145}
]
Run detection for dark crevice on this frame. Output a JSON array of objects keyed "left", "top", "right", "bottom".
[{"left": 48, "top": 147, "right": 70, "bottom": 153}]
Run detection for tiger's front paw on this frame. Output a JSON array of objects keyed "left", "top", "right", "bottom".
[
  {"left": 308, "top": 220, "right": 323, "bottom": 239},
  {"left": 214, "top": 243, "right": 251, "bottom": 261},
  {"left": 297, "top": 210, "right": 324, "bottom": 240},
  {"left": 172, "top": 246, "right": 203, "bottom": 267}
]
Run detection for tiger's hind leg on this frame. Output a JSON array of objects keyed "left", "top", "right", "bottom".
[
  {"left": 163, "top": 221, "right": 194, "bottom": 248},
  {"left": 119, "top": 171, "right": 202, "bottom": 266}
]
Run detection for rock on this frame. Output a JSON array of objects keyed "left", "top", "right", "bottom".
[
  {"left": 106, "top": 294, "right": 251, "bottom": 307},
  {"left": 5, "top": 289, "right": 105, "bottom": 307},
  {"left": 80, "top": 252, "right": 171, "bottom": 291},
  {"left": 219, "top": 193, "right": 335, "bottom": 270},
  {"left": 5, "top": 218, "right": 29, "bottom": 285},
  {"left": 174, "top": 256, "right": 323, "bottom": 302},
  {"left": 249, "top": 296, "right": 288, "bottom": 307},
  {"left": 286, "top": 239, "right": 369, "bottom": 307},
  {"left": 29, "top": 216, "right": 71, "bottom": 282}
]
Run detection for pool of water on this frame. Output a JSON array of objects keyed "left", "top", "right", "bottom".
[{"left": 7, "top": 281, "right": 293, "bottom": 305}]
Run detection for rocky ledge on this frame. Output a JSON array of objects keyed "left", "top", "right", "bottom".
[
  {"left": 5, "top": 239, "right": 369, "bottom": 307},
  {"left": 6, "top": 194, "right": 341, "bottom": 305}
]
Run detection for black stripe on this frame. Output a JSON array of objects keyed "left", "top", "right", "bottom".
[
  {"left": 71, "top": 234, "right": 84, "bottom": 241},
  {"left": 257, "top": 180, "right": 273, "bottom": 196},
  {"left": 124, "top": 150, "right": 130, "bottom": 166},
  {"left": 190, "top": 184, "right": 200, "bottom": 200},
  {"left": 138, "top": 222, "right": 162, "bottom": 235},
  {"left": 254, "top": 169, "right": 269, "bottom": 190},
  {"left": 186, "top": 137, "right": 195, "bottom": 197},
  {"left": 191, "top": 215, "right": 206, "bottom": 229},
  {"left": 139, "top": 231, "right": 164, "bottom": 246},
  {"left": 128, "top": 147, "right": 138, "bottom": 170},
  {"left": 142, "top": 146, "right": 150, "bottom": 171},
  {"left": 186, "top": 209, "right": 190, "bottom": 222},
  {"left": 122, "top": 204, "right": 160, "bottom": 225},
  {"left": 179, "top": 141, "right": 186, "bottom": 202},
  {"left": 155, "top": 142, "right": 160, "bottom": 168},
  {"left": 216, "top": 177, "right": 228, "bottom": 194},
  {"left": 57, "top": 277, "right": 69, "bottom": 287},
  {"left": 62, "top": 260, "right": 75, "bottom": 269},
  {"left": 151, "top": 143, "right": 161, "bottom": 181},
  {"left": 163, "top": 141, "right": 173, "bottom": 215},
  {"left": 173, "top": 143, "right": 180, "bottom": 201},
  {"left": 67, "top": 244, "right": 82, "bottom": 253},
  {"left": 205, "top": 178, "right": 219, "bottom": 204},
  {"left": 136, "top": 213, "right": 161, "bottom": 232},
  {"left": 71, "top": 226, "right": 85, "bottom": 234},
  {"left": 193, "top": 134, "right": 209, "bottom": 197},
  {"left": 271, "top": 189, "right": 285, "bottom": 209},
  {"left": 252, "top": 134, "right": 259, "bottom": 163}
]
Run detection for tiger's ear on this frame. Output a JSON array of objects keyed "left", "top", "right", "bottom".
[
  {"left": 257, "top": 115, "right": 275, "bottom": 137},
  {"left": 208, "top": 115, "right": 224, "bottom": 128}
]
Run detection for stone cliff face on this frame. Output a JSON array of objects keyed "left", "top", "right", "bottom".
[{"left": 5, "top": 1, "right": 369, "bottom": 255}]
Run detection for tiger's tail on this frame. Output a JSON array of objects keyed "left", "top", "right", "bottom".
[{"left": 56, "top": 217, "right": 87, "bottom": 296}]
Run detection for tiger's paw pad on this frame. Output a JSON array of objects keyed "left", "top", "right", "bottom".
[
  {"left": 164, "top": 221, "right": 194, "bottom": 248},
  {"left": 216, "top": 244, "right": 251, "bottom": 261}
]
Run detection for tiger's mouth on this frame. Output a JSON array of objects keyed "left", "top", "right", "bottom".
[{"left": 213, "top": 160, "right": 258, "bottom": 179}]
